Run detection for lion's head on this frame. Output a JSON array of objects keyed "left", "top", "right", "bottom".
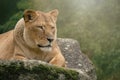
[{"left": 23, "top": 9, "right": 58, "bottom": 52}]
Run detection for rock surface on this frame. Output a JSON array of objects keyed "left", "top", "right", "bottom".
[
  {"left": 57, "top": 38, "right": 97, "bottom": 80},
  {"left": 0, "top": 60, "right": 90, "bottom": 80},
  {"left": 0, "top": 38, "right": 97, "bottom": 80}
]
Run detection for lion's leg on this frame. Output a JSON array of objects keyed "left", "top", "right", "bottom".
[
  {"left": 12, "top": 54, "right": 27, "bottom": 60},
  {"left": 11, "top": 45, "right": 27, "bottom": 60},
  {"left": 49, "top": 53, "right": 66, "bottom": 67}
]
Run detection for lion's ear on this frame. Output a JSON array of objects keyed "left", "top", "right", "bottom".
[
  {"left": 49, "top": 9, "right": 59, "bottom": 21},
  {"left": 23, "top": 9, "right": 37, "bottom": 22}
]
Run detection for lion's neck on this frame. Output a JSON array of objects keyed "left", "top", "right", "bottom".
[{"left": 13, "top": 18, "right": 36, "bottom": 57}]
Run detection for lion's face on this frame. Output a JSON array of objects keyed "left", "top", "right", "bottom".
[{"left": 23, "top": 9, "right": 58, "bottom": 52}]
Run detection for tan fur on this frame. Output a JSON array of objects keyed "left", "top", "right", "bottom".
[{"left": 0, "top": 9, "right": 66, "bottom": 67}]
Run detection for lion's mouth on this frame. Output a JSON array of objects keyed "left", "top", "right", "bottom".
[
  {"left": 37, "top": 44, "right": 51, "bottom": 48},
  {"left": 37, "top": 44, "right": 52, "bottom": 52}
]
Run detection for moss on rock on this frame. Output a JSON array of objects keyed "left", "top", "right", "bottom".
[{"left": 0, "top": 60, "right": 80, "bottom": 80}]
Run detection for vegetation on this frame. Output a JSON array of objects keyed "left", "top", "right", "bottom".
[
  {"left": 0, "top": 0, "right": 120, "bottom": 80},
  {"left": 0, "top": 60, "right": 79, "bottom": 80}
]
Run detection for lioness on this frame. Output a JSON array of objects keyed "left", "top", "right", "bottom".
[{"left": 0, "top": 9, "right": 66, "bottom": 67}]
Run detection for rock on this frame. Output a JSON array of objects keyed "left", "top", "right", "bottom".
[
  {"left": 0, "top": 38, "right": 97, "bottom": 80},
  {"left": 0, "top": 60, "right": 91, "bottom": 80},
  {"left": 57, "top": 38, "right": 97, "bottom": 80}
]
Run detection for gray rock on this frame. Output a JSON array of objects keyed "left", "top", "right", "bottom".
[
  {"left": 57, "top": 38, "right": 97, "bottom": 80},
  {"left": 0, "top": 60, "right": 91, "bottom": 80},
  {"left": 0, "top": 38, "right": 97, "bottom": 80}
]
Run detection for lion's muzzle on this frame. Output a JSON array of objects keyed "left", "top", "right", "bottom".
[{"left": 47, "top": 38, "right": 54, "bottom": 43}]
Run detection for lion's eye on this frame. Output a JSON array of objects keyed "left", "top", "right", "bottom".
[{"left": 38, "top": 26, "right": 44, "bottom": 30}]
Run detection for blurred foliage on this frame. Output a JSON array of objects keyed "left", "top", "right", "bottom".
[
  {"left": 0, "top": 0, "right": 19, "bottom": 25},
  {"left": 0, "top": 0, "right": 120, "bottom": 80},
  {"left": 0, "top": 12, "right": 22, "bottom": 33}
]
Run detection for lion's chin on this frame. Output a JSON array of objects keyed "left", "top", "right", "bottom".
[{"left": 40, "top": 47, "right": 52, "bottom": 52}]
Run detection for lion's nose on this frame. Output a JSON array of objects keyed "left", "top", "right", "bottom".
[{"left": 47, "top": 38, "right": 54, "bottom": 43}]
